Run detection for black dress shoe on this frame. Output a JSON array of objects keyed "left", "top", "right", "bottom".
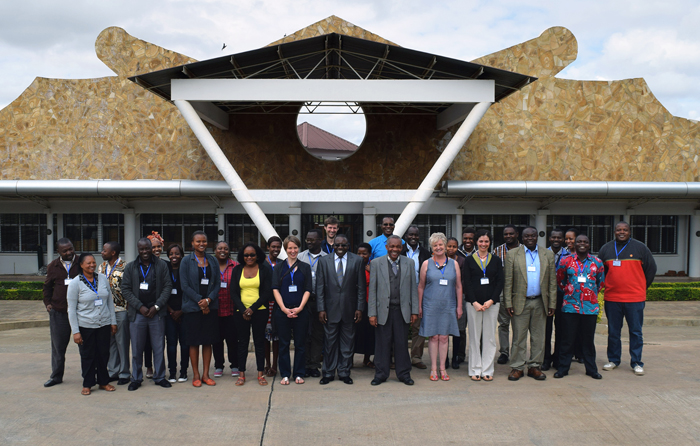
[
  {"left": 371, "top": 379, "right": 383, "bottom": 386},
  {"left": 553, "top": 371, "right": 566, "bottom": 378},
  {"left": 128, "top": 382, "right": 141, "bottom": 391},
  {"left": 117, "top": 378, "right": 130, "bottom": 385},
  {"left": 541, "top": 363, "right": 551, "bottom": 371},
  {"left": 109, "top": 376, "right": 119, "bottom": 383},
  {"left": 309, "top": 369, "right": 321, "bottom": 378},
  {"left": 401, "top": 378, "right": 415, "bottom": 386},
  {"left": 43, "top": 378, "right": 62, "bottom": 388},
  {"left": 155, "top": 379, "right": 172, "bottom": 388},
  {"left": 451, "top": 359, "right": 460, "bottom": 370},
  {"left": 575, "top": 357, "right": 584, "bottom": 364},
  {"left": 587, "top": 372, "right": 603, "bottom": 380},
  {"left": 341, "top": 376, "right": 353, "bottom": 385},
  {"left": 497, "top": 354, "right": 509, "bottom": 365},
  {"left": 319, "top": 376, "right": 334, "bottom": 385}
]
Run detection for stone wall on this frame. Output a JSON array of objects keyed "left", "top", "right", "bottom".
[{"left": 1, "top": 17, "right": 699, "bottom": 187}]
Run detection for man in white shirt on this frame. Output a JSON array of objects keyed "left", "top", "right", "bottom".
[{"left": 298, "top": 229, "right": 327, "bottom": 378}]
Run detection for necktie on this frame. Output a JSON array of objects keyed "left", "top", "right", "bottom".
[
  {"left": 392, "top": 261, "right": 398, "bottom": 276},
  {"left": 337, "top": 257, "right": 344, "bottom": 286}
]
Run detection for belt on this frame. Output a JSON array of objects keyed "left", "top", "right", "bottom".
[{"left": 526, "top": 295, "right": 542, "bottom": 300}]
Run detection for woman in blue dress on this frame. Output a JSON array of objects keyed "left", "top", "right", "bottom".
[{"left": 418, "top": 232, "right": 463, "bottom": 382}]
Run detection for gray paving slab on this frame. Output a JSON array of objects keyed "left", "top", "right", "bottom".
[{"left": 1, "top": 324, "right": 699, "bottom": 445}]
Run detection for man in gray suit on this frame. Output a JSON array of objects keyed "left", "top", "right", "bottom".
[
  {"left": 504, "top": 227, "right": 557, "bottom": 381},
  {"left": 368, "top": 235, "right": 419, "bottom": 386},
  {"left": 316, "top": 234, "right": 367, "bottom": 385}
]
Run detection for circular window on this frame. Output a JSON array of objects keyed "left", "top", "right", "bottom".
[{"left": 296, "top": 102, "right": 366, "bottom": 161}]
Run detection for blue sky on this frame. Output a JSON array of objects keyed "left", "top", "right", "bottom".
[{"left": 1, "top": 0, "right": 698, "bottom": 145}]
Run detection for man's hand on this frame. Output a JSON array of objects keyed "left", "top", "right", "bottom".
[
  {"left": 46, "top": 304, "right": 53, "bottom": 313},
  {"left": 547, "top": 308, "right": 555, "bottom": 317},
  {"left": 410, "top": 314, "right": 418, "bottom": 324},
  {"left": 318, "top": 311, "right": 327, "bottom": 324},
  {"left": 139, "top": 306, "right": 149, "bottom": 317},
  {"left": 111, "top": 325, "right": 118, "bottom": 335},
  {"left": 146, "top": 307, "right": 157, "bottom": 318},
  {"left": 73, "top": 333, "right": 83, "bottom": 345},
  {"left": 369, "top": 316, "right": 378, "bottom": 327},
  {"left": 171, "top": 310, "right": 183, "bottom": 322},
  {"left": 354, "top": 310, "right": 362, "bottom": 323},
  {"left": 507, "top": 307, "right": 514, "bottom": 317}
]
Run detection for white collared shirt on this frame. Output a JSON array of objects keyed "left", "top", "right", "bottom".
[
  {"left": 405, "top": 245, "right": 421, "bottom": 284},
  {"left": 334, "top": 253, "right": 347, "bottom": 276}
]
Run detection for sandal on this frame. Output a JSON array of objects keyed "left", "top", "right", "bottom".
[
  {"left": 258, "top": 375, "right": 268, "bottom": 386},
  {"left": 202, "top": 378, "right": 216, "bottom": 386},
  {"left": 235, "top": 376, "right": 245, "bottom": 386},
  {"left": 471, "top": 375, "right": 481, "bottom": 382},
  {"left": 430, "top": 370, "right": 439, "bottom": 381},
  {"left": 295, "top": 376, "right": 305, "bottom": 384},
  {"left": 81, "top": 387, "right": 91, "bottom": 395},
  {"left": 440, "top": 370, "right": 450, "bottom": 381},
  {"left": 482, "top": 375, "right": 493, "bottom": 381},
  {"left": 99, "top": 384, "right": 116, "bottom": 391},
  {"left": 193, "top": 379, "right": 202, "bottom": 387},
  {"left": 280, "top": 377, "right": 290, "bottom": 385}
]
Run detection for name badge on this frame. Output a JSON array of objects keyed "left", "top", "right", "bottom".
[
  {"left": 311, "top": 271, "right": 315, "bottom": 278},
  {"left": 64, "top": 278, "right": 72, "bottom": 286},
  {"left": 288, "top": 285, "right": 298, "bottom": 293},
  {"left": 94, "top": 299, "right": 103, "bottom": 306},
  {"left": 613, "top": 260, "right": 621, "bottom": 267},
  {"left": 201, "top": 278, "right": 209, "bottom": 285},
  {"left": 577, "top": 276, "right": 586, "bottom": 283},
  {"left": 480, "top": 277, "right": 490, "bottom": 285},
  {"left": 171, "top": 288, "right": 178, "bottom": 295},
  {"left": 439, "top": 279, "right": 448, "bottom": 286},
  {"left": 140, "top": 282, "right": 149, "bottom": 290},
  {"left": 220, "top": 282, "right": 227, "bottom": 289},
  {"left": 527, "top": 266, "right": 536, "bottom": 272}
]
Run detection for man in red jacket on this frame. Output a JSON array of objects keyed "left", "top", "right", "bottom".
[{"left": 597, "top": 222, "right": 656, "bottom": 376}]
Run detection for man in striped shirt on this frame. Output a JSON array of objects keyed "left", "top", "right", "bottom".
[{"left": 492, "top": 225, "right": 520, "bottom": 365}]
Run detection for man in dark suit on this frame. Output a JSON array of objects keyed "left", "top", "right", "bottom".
[
  {"left": 316, "top": 234, "right": 367, "bottom": 385},
  {"left": 369, "top": 236, "right": 419, "bottom": 386},
  {"left": 402, "top": 225, "right": 431, "bottom": 369}
]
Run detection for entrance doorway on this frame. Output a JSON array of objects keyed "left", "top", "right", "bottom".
[{"left": 301, "top": 214, "right": 363, "bottom": 253}]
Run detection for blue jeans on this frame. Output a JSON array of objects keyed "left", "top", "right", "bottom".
[
  {"left": 165, "top": 314, "right": 188, "bottom": 375},
  {"left": 605, "top": 301, "right": 645, "bottom": 368},
  {"left": 130, "top": 313, "right": 167, "bottom": 383}
]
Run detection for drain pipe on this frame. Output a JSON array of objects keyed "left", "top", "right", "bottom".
[
  {"left": 394, "top": 101, "right": 491, "bottom": 236},
  {"left": 174, "top": 100, "right": 285, "bottom": 258}
]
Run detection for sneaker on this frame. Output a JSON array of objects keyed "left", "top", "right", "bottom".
[
  {"left": 603, "top": 362, "right": 618, "bottom": 371},
  {"left": 634, "top": 365, "right": 644, "bottom": 375},
  {"left": 168, "top": 372, "right": 177, "bottom": 383},
  {"left": 178, "top": 373, "right": 188, "bottom": 383},
  {"left": 214, "top": 368, "right": 223, "bottom": 378},
  {"left": 231, "top": 368, "right": 240, "bottom": 377}
]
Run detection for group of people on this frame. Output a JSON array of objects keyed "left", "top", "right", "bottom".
[{"left": 42, "top": 215, "right": 656, "bottom": 394}]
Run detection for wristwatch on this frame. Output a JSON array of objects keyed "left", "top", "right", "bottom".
[{"left": 154, "top": 305, "right": 160, "bottom": 311}]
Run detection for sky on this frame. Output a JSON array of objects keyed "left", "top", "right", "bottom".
[{"left": 1, "top": 0, "right": 698, "bottom": 145}]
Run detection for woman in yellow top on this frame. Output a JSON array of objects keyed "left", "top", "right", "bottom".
[{"left": 230, "top": 242, "right": 273, "bottom": 386}]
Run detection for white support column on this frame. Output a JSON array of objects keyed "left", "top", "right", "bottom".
[
  {"left": 174, "top": 99, "right": 284, "bottom": 259},
  {"left": 453, "top": 214, "right": 463, "bottom": 240},
  {"left": 46, "top": 209, "right": 54, "bottom": 264},
  {"left": 216, "top": 208, "right": 225, "bottom": 242},
  {"left": 689, "top": 213, "right": 700, "bottom": 278},
  {"left": 363, "top": 207, "right": 377, "bottom": 242},
  {"left": 535, "top": 212, "right": 548, "bottom": 249},
  {"left": 288, "top": 203, "right": 301, "bottom": 240},
  {"left": 394, "top": 102, "right": 491, "bottom": 237},
  {"left": 123, "top": 210, "right": 136, "bottom": 262},
  {"left": 56, "top": 214, "right": 64, "bottom": 240}
]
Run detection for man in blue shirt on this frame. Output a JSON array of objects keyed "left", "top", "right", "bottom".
[
  {"left": 369, "top": 216, "right": 404, "bottom": 260},
  {"left": 503, "top": 227, "right": 557, "bottom": 381}
]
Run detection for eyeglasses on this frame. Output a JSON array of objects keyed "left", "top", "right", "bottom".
[
  {"left": 243, "top": 253, "right": 257, "bottom": 258},
  {"left": 382, "top": 223, "right": 395, "bottom": 227}
]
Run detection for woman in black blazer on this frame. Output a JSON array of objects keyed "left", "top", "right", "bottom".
[
  {"left": 463, "top": 229, "right": 504, "bottom": 382},
  {"left": 229, "top": 242, "right": 273, "bottom": 386}
]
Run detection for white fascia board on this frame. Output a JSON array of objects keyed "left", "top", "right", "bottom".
[
  {"left": 247, "top": 189, "right": 416, "bottom": 202},
  {"left": 171, "top": 79, "right": 495, "bottom": 103}
]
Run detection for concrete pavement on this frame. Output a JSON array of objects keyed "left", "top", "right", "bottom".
[{"left": 1, "top": 321, "right": 700, "bottom": 445}]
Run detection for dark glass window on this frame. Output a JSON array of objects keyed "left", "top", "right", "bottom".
[{"left": 630, "top": 215, "right": 677, "bottom": 254}]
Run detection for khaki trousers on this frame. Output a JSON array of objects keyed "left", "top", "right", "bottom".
[{"left": 509, "top": 297, "right": 546, "bottom": 371}]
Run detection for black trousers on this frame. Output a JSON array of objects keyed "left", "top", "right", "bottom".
[
  {"left": 374, "top": 307, "right": 411, "bottom": 382},
  {"left": 78, "top": 325, "right": 111, "bottom": 388},
  {"left": 544, "top": 291, "right": 563, "bottom": 367},
  {"left": 274, "top": 307, "right": 309, "bottom": 379},
  {"left": 557, "top": 312, "right": 598, "bottom": 375},
  {"left": 305, "top": 296, "right": 325, "bottom": 370},
  {"left": 213, "top": 315, "right": 238, "bottom": 370},
  {"left": 49, "top": 310, "right": 72, "bottom": 381},
  {"left": 234, "top": 310, "right": 267, "bottom": 372}
]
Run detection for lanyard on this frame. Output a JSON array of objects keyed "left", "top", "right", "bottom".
[
  {"left": 407, "top": 247, "right": 418, "bottom": 260},
  {"left": 527, "top": 248, "right": 538, "bottom": 266},
  {"left": 575, "top": 256, "right": 589, "bottom": 276},
  {"left": 478, "top": 254, "right": 489, "bottom": 276},
  {"left": 267, "top": 256, "right": 276, "bottom": 267},
  {"left": 433, "top": 257, "right": 447, "bottom": 278},
  {"left": 289, "top": 264, "right": 296, "bottom": 283},
  {"left": 62, "top": 260, "right": 72, "bottom": 274},
  {"left": 309, "top": 254, "right": 320, "bottom": 268},
  {"left": 195, "top": 255, "right": 207, "bottom": 276},
  {"left": 83, "top": 274, "right": 98, "bottom": 295},
  {"left": 220, "top": 266, "right": 227, "bottom": 283},
  {"left": 105, "top": 258, "right": 120, "bottom": 278},
  {"left": 614, "top": 241, "right": 629, "bottom": 260},
  {"left": 139, "top": 263, "right": 152, "bottom": 282},
  {"left": 171, "top": 272, "right": 177, "bottom": 283},
  {"left": 324, "top": 242, "right": 334, "bottom": 254}
]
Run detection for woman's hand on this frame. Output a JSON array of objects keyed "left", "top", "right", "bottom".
[
  {"left": 171, "top": 310, "right": 183, "bottom": 322},
  {"left": 243, "top": 308, "right": 253, "bottom": 321},
  {"left": 73, "top": 333, "right": 83, "bottom": 345},
  {"left": 482, "top": 299, "right": 493, "bottom": 311},
  {"left": 456, "top": 305, "right": 463, "bottom": 320},
  {"left": 111, "top": 325, "right": 118, "bottom": 335},
  {"left": 472, "top": 302, "right": 483, "bottom": 312}
]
